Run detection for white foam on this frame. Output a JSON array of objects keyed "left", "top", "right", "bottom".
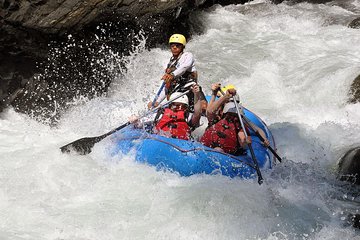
[{"left": 1, "top": 1, "right": 360, "bottom": 238}]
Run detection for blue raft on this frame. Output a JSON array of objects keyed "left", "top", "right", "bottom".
[{"left": 110, "top": 107, "right": 276, "bottom": 179}]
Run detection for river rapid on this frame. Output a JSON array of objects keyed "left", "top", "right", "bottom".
[{"left": 1, "top": 0, "right": 360, "bottom": 239}]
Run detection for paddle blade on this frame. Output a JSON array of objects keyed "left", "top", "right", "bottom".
[
  {"left": 60, "top": 122, "right": 130, "bottom": 155},
  {"left": 60, "top": 136, "right": 103, "bottom": 155}
]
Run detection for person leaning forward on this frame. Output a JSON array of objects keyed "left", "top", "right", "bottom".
[
  {"left": 200, "top": 83, "right": 270, "bottom": 155},
  {"left": 154, "top": 84, "right": 202, "bottom": 140}
]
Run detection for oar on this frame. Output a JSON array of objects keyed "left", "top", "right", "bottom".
[
  {"left": 219, "top": 88, "right": 282, "bottom": 162},
  {"left": 60, "top": 89, "right": 192, "bottom": 155},
  {"left": 151, "top": 82, "right": 165, "bottom": 108},
  {"left": 233, "top": 94, "right": 264, "bottom": 185}
]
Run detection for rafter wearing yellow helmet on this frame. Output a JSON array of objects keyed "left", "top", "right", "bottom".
[{"left": 155, "top": 33, "right": 207, "bottom": 115}]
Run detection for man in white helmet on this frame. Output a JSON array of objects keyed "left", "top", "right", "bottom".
[{"left": 154, "top": 84, "right": 202, "bottom": 140}]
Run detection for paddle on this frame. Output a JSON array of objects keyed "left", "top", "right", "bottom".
[
  {"left": 233, "top": 94, "right": 264, "bottom": 185},
  {"left": 151, "top": 82, "right": 165, "bottom": 108},
  {"left": 60, "top": 88, "right": 193, "bottom": 155}
]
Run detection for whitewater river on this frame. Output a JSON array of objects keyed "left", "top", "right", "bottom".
[{"left": 1, "top": 0, "right": 360, "bottom": 239}]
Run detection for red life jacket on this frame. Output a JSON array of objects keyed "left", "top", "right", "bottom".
[
  {"left": 155, "top": 108, "right": 191, "bottom": 140},
  {"left": 200, "top": 114, "right": 244, "bottom": 154}
]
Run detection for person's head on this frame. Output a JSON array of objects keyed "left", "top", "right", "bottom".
[
  {"left": 169, "top": 34, "right": 186, "bottom": 57},
  {"left": 169, "top": 92, "right": 189, "bottom": 111},
  {"left": 222, "top": 101, "right": 238, "bottom": 116}
]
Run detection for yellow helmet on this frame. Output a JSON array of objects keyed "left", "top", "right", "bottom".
[
  {"left": 217, "top": 84, "right": 236, "bottom": 97},
  {"left": 169, "top": 34, "right": 186, "bottom": 46}
]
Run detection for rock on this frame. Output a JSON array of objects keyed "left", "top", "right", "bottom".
[
  {"left": 350, "top": 214, "right": 360, "bottom": 229},
  {"left": 348, "top": 74, "right": 360, "bottom": 104},
  {"left": 338, "top": 147, "right": 360, "bottom": 184},
  {"left": 201, "top": 0, "right": 248, "bottom": 7},
  {"left": 271, "top": 0, "right": 334, "bottom": 4},
  {"left": 349, "top": 17, "right": 360, "bottom": 29},
  {"left": 339, "top": 148, "right": 360, "bottom": 230},
  {"left": 0, "top": 49, "right": 40, "bottom": 112}
]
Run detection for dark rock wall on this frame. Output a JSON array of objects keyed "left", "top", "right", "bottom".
[
  {"left": 349, "top": 17, "right": 360, "bottom": 29},
  {"left": 271, "top": 0, "right": 335, "bottom": 4},
  {"left": 0, "top": 0, "right": 203, "bottom": 121}
]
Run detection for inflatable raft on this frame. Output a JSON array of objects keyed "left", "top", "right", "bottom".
[{"left": 109, "top": 107, "right": 276, "bottom": 179}]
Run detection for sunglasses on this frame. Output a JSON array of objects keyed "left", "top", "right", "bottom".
[{"left": 170, "top": 43, "right": 183, "bottom": 49}]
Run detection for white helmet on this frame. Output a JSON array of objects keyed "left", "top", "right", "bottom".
[
  {"left": 223, "top": 101, "right": 237, "bottom": 114},
  {"left": 170, "top": 92, "right": 189, "bottom": 105}
]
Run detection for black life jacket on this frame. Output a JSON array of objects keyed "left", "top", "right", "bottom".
[{"left": 165, "top": 53, "right": 196, "bottom": 98}]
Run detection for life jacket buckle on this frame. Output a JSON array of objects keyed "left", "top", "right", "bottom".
[
  {"left": 168, "top": 123, "right": 178, "bottom": 129},
  {"left": 216, "top": 131, "right": 226, "bottom": 138},
  {"left": 222, "top": 124, "right": 230, "bottom": 129}
]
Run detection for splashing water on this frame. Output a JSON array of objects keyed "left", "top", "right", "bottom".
[{"left": 1, "top": 1, "right": 360, "bottom": 239}]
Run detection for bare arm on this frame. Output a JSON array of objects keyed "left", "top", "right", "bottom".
[
  {"left": 190, "top": 84, "right": 201, "bottom": 127},
  {"left": 206, "top": 83, "right": 221, "bottom": 123},
  {"left": 244, "top": 120, "right": 270, "bottom": 147},
  {"left": 206, "top": 83, "right": 234, "bottom": 124}
]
